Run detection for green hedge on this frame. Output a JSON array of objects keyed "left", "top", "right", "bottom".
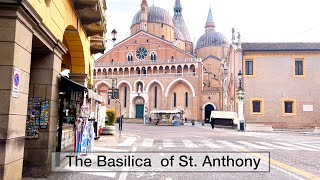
[{"left": 106, "top": 110, "right": 116, "bottom": 126}]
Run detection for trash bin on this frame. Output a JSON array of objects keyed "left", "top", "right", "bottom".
[{"left": 239, "top": 120, "right": 245, "bottom": 131}]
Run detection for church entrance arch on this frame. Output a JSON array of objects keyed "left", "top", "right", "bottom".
[
  {"left": 203, "top": 103, "right": 216, "bottom": 123},
  {"left": 132, "top": 96, "right": 145, "bottom": 118}
]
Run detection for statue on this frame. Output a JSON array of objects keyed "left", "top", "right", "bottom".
[
  {"left": 138, "top": 84, "right": 142, "bottom": 93},
  {"left": 232, "top": 28, "right": 236, "bottom": 44},
  {"left": 237, "top": 32, "right": 241, "bottom": 48}
]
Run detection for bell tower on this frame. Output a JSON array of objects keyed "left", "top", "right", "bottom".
[{"left": 140, "top": 0, "right": 148, "bottom": 31}]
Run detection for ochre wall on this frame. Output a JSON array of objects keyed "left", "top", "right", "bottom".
[
  {"left": 27, "top": 0, "right": 93, "bottom": 84},
  {"left": 243, "top": 51, "right": 320, "bottom": 128}
]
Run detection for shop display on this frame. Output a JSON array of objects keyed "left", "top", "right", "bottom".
[
  {"left": 75, "top": 105, "right": 95, "bottom": 153},
  {"left": 26, "top": 98, "right": 41, "bottom": 139},
  {"left": 40, "top": 101, "right": 49, "bottom": 129},
  {"left": 26, "top": 98, "right": 51, "bottom": 138}
]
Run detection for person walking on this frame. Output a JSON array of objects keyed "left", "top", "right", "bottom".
[{"left": 210, "top": 118, "right": 215, "bottom": 129}]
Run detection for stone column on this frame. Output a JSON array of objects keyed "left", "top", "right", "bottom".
[
  {"left": 0, "top": 18, "right": 33, "bottom": 179},
  {"left": 23, "top": 52, "right": 62, "bottom": 177}
]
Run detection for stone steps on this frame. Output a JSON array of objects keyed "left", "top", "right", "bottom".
[
  {"left": 122, "top": 118, "right": 144, "bottom": 124},
  {"left": 314, "top": 127, "right": 320, "bottom": 133},
  {"left": 245, "top": 123, "right": 274, "bottom": 132}
]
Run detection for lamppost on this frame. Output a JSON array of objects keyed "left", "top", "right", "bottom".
[
  {"left": 237, "top": 70, "right": 245, "bottom": 131},
  {"left": 109, "top": 78, "right": 122, "bottom": 137},
  {"left": 221, "top": 57, "right": 228, "bottom": 111},
  {"left": 105, "top": 29, "right": 118, "bottom": 42}
]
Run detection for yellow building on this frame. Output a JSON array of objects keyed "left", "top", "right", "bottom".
[{"left": 0, "top": 0, "right": 106, "bottom": 179}]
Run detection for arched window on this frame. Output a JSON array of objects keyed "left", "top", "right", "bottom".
[
  {"left": 124, "top": 87, "right": 127, "bottom": 108},
  {"left": 185, "top": 92, "right": 188, "bottom": 107},
  {"left": 151, "top": 52, "right": 157, "bottom": 62},
  {"left": 127, "top": 53, "right": 133, "bottom": 63},
  {"left": 142, "top": 67, "right": 146, "bottom": 75},
  {"left": 173, "top": 92, "right": 177, "bottom": 107},
  {"left": 154, "top": 86, "right": 158, "bottom": 108}
]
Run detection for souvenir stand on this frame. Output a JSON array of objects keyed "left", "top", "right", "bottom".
[
  {"left": 57, "top": 76, "right": 98, "bottom": 154},
  {"left": 150, "top": 110, "right": 184, "bottom": 126}
]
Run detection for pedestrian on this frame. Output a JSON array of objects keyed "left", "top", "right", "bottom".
[
  {"left": 149, "top": 116, "right": 152, "bottom": 123},
  {"left": 185, "top": 118, "right": 187, "bottom": 123},
  {"left": 210, "top": 118, "right": 215, "bottom": 129}
]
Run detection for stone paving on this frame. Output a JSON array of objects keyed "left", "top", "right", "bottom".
[{"left": 29, "top": 123, "right": 320, "bottom": 180}]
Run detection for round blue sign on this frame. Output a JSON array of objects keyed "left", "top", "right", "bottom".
[{"left": 14, "top": 73, "right": 19, "bottom": 86}]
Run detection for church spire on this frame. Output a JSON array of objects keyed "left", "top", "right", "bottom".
[
  {"left": 140, "top": 0, "right": 148, "bottom": 31},
  {"left": 205, "top": 7, "right": 215, "bottom": 33},
  {"left": 174, "top": 0, "right": 182, "bottom": 15}
]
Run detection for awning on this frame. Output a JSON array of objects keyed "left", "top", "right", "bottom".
[
  {"left": 60, "top": 75, "right": 105, "bottom": 103},
  {"left": 60, "top": 75, "right": 87, "bottom": 92},
  {"left": 150, "top": 110, "right": 183, "bottom": 114}
]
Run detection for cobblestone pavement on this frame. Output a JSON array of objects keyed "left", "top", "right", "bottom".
[{"left": 39, "top": 123, "right": 320, "bottom": 180}]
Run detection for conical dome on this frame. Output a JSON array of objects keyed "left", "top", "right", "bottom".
[
  {"left": 173, "top": 0, "right": 192, "bottom": 42},
  {"left": 195, "top": 8, "right": 228, "bottom": 49}
]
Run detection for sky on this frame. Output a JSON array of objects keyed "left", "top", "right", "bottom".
[{"left": 101, "top": 0, "right": 320, "bottom": 55}]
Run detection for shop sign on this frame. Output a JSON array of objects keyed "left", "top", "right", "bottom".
[
  {"left": 303, "top": 105, "right": 313, "bottom": 112},
  {"left": 11, "top": 67, "right": 20, "bottom": 98},
  {"left": 108, "top": 89, "right": 113, "bottom": 97}
]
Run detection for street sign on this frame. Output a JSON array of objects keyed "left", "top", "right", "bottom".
[
  {"left": 11, "top": 67, "right": 20, "bottom": 98},
  {"left": 113, "top": 89, "right": 119, "bottom": 99},
  {"left": 108, "top": 89, "right": 113, "bottom": 97}
]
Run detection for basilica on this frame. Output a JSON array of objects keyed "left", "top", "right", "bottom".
[{"left": 94, "top": 0, "right": 320, "bottom": 129}]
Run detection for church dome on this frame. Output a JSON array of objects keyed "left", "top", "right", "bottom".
[
  {"left": 195, "top": 8, "right": 228, "bottom": 49},
  {"left": 132, "top": 6, "right": 174, "bottom": 27},
  {"left": 195, "top": 31, "right": 228, "bottom": 49}
]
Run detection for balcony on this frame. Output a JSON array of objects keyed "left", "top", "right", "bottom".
[
  {"left": 73, "top": 0, "right": 106, "bottom": 54},
  {"left": 94, "top": 72, "right": 197, "bottom": 80},
  {"left": 94, "top": 58, "right": 201, "bottom": 67},
  {"left": 90, "top": 35, "right": 105, "bottom": 54}
]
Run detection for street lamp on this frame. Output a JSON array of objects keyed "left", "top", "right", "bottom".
[
  {"left": 105, "top": 29, "right": 118, "bottom": 42},
  {"left": 236, "top": 70, "right": 245, "bottom": 131},
  {"left": 111, "top": 29, "right": 117, "bottom": 42}
]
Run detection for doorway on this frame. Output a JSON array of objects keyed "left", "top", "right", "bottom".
[
  {"left": 136, "top": 104, "right": 144, "bottom": 118},
  {"left": 205, "top": 104, "right": 215, "bottom": 123}
]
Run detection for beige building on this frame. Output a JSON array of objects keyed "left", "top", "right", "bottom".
[
  {"left": 239, "top": 43, "right": 320, "bottom": 129},
  {"left": 0, "top": 0, "right": 106, "bottom": 179}
]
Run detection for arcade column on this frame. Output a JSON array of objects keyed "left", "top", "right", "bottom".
[{"left": 0, "top": 17, "right": 33, "bottom": 179}]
